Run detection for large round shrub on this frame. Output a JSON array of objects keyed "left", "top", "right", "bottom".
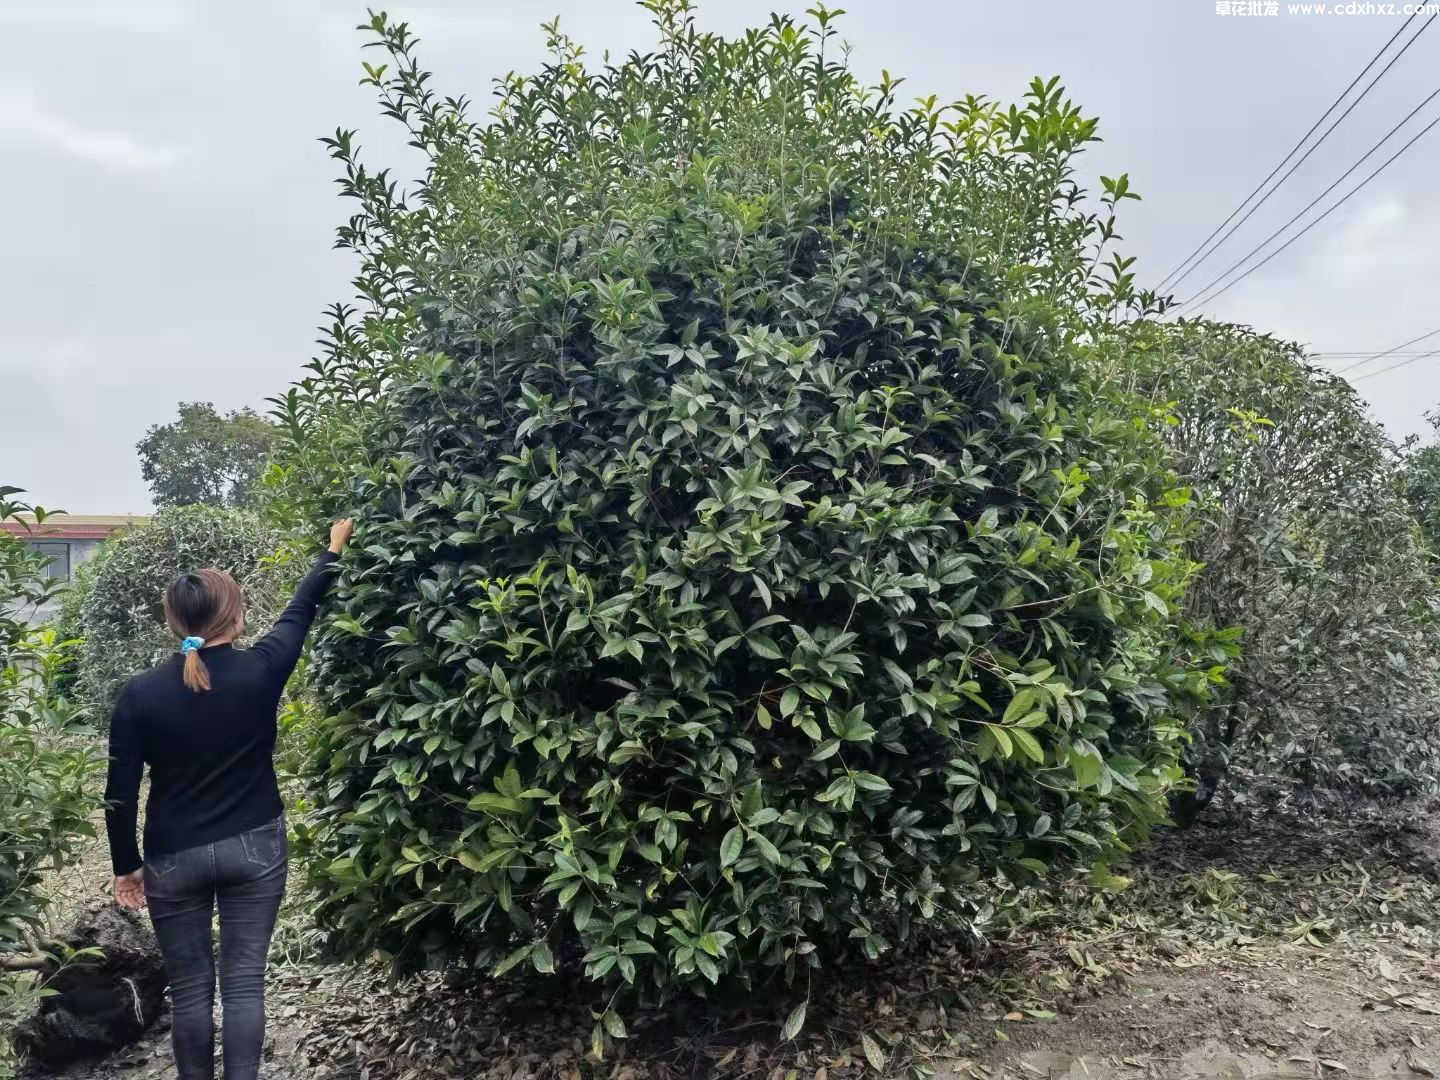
[
  {"left": 293, "top": 5, "right": 1202, "bottom": 1010},
  {"left": 76, "top": 505, "right": 287, "bottom": 717}
]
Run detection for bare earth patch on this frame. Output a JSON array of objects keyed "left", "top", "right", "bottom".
[{"left": 951, "top": 948, "right": 1440, "bottom": 1079}]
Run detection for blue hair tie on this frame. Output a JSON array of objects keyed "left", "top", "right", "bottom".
[{"left": 180, "top": 636, "right": 206, "bottom": 655}]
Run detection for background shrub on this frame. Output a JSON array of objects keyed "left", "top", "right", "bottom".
[
  {"left": 75, "top": 505, "right": 288, "bottom": 718},
  {"left": 1108, "top": 320, "right": 1440, "bottom": 798},
  {"left": 1403, "top": 429, "right": 1440, "bottom": 559},
  {"left": 283, "top": 5, "right": 1209, "bottom": 1024},
  {"left": 48, "top": 557, "right": 96, "bottom": 699}
]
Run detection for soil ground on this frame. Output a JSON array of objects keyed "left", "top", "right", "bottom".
[
  {"left": 960, "top": 949, "right": 1440, "bottom": 1079},
  {"left": 24, "top": 783, "right": 1440, "bottom": 1080}
]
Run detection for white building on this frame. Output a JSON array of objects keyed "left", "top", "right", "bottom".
[{"left": 1, "top": 514, "right": 147, "bottom": 624}]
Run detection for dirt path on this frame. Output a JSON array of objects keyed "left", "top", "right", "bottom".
[
  {"left": 52, "top": 943, "right": 1440, "bottom": 1080},
  {"left": 951, "top": 948, "right": 1440, "bottom": 1079}
]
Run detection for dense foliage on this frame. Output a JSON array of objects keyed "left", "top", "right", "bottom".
[
  {"left": 138, "top": 401, "right": 278, "bottom": 509},
  {"left": 281, "top": 4, "right": 1208, "bottom": 1024},
  {"left": 1403, "top": 430, "right": 1440, "bottom": 558},
  {"left": 73, "top": 504, "right": 288, "bottom": 718},
  {"left": 0, "top": 490, "right": 102, "bottom": 1072},
  {"left": 1109, "top": 320, "right": 1440, "bottom": 796}
]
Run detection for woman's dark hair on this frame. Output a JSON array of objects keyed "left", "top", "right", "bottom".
[{"left": 163, "top": 568, "right": 244, "bottom": 692}]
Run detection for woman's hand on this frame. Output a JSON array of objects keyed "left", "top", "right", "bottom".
[
  {"left": 328, "top": 518, "right": 355, "bottom": 555},
  {"left": 114, "top": 870, "right": 145, "bottom": 910}
]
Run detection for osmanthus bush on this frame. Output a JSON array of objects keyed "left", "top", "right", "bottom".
[
  {"left": 1107, "top": 320, "right": 1440, "bottom": 798},
  {"left": 283, "top": 2, "right": 1209, "bottom": 1022}
]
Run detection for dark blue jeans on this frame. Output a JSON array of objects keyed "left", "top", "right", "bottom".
[{"left": 144, "top": 817, "right": 287, "bottom": 1080}]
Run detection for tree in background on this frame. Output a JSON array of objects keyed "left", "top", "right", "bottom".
[
  {"left": 1107, "top": 320, "right": 1440, "bottom": 800},
  {"left": 0, "top": 488, "right": 102, "bottom": 1070},
  {"left": 73, "top": 505, "right": 288, "bottom": 718},
  {"left": 137, "top": 402, "right": 278, "bottom": 509},
  {"left": 275, "top": 5, "right": 1207, "bottom": 1033}
]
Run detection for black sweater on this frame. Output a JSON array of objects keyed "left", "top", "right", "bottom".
[{"left": 104, "top": 551, "right": 339, "bottom": 876}]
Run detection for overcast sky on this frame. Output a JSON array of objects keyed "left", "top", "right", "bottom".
[{"left": 4, "top": 0, "right": 1439, "bottom": 512}]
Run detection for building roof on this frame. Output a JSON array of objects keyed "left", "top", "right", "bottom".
[{"left": 0, "top": 513, "right": 148, "bottom": 541}]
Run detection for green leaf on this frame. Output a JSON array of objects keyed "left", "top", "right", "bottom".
[
  {"left": 1003, "top": 687, "right": 1040, "bottom": 725},
  {"left": 740, "top": 782, "right": 763, "bottom": 819},
  {"left": 720, "top": 826, "right": 744, "bottom": 867},
  {"left": 817, "top": 776, "right": 854, "bottom": 803},
  {"left": 1010, "top": 729, "right": 1045, "bottom": 764},
  {"left": 493, "top": 944, "right": 532, "bottom": 977},
  {"left": 781, "top": 1000, "right": 807, "bottom": 1041},
  {"left": 853, "top": 771, "right": 891, "bottom": 793},
  {"left": 466, "top": 793, "right": 522, "bottom": 814},
  {"left": 531, "top": 941, "right": 555, "bottom": 973},
  {"left": 748, "top": 634, "right": 784, "bottom": 660},
  {"left": 1068, "top": 741, "right": 1103, "bottom": 788},
  {"left": 573, "top": 893, "right": 594, "bottom": 932},
  {"left": 752, "top": 574, "right": 772, "bottom": 609},
  {"left": 749, "top": 830, "right": 783, "bottom": 865}
]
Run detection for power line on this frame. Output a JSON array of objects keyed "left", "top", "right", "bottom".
[
  {"left": 1353, "top": 345, "right": 1440, "bottom": 382},
  {"left": 1156, "top": 11, "right": 1422, "bottom": 293},
  {"left": 1181, "top": 80, "right": 1440, "bottom": 311},
  {"left": 1166, "top": 14, "right": 1435, "bottom": 295},
  {"left": 1332, "top": 327, "right": 1440, "bottom": 373},
  {"left": 1179, "top": 110, "right": 1440, "bottom": 311}
]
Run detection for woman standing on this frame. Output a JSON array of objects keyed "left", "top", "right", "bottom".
[{"left": 104, "top": 518, "right": 353, "bottom": 1080}]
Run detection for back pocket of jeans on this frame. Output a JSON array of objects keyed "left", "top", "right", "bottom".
[
  {"left": 146, "top": 852, "right": 180, "bottom": 878},
  {"left": 240, "top": 818, "right": 286, "bottom": 868}
]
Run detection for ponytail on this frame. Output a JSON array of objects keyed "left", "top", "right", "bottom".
[
  {"left": 164, "top": 569, "right": 245, "bottom": 694},
  {"left": 182, "top": 645, "right": 212, "bottom": 693}
]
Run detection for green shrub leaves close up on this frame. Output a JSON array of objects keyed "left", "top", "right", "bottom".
[{"left": 282, "top": 4, "right": 1209, "bottom": 1021}]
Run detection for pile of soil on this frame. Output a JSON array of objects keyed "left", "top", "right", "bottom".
[{"left": 15, "top": 904, "right": 166, "bottom": 1074}]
